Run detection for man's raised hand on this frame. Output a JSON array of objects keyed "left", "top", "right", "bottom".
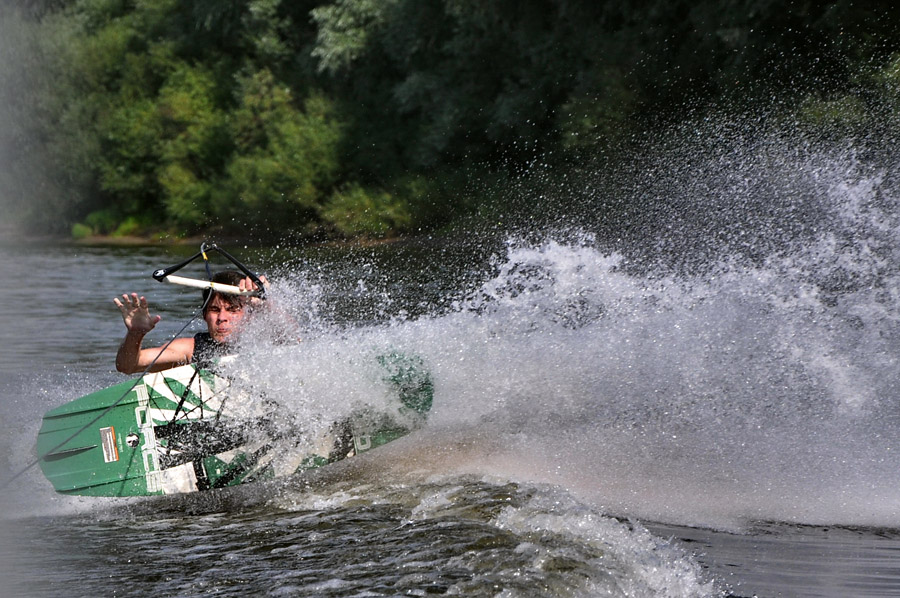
[{"left": 114, "top": 293, "right": 162, "bottom": 334}]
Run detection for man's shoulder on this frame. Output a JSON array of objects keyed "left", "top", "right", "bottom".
[{"left": 167, "top": 336, "right": 196, "bottom": 352}]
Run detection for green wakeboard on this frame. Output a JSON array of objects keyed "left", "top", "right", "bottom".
[{"left": 36, "top": 353, "right": 433, "bottom": 497}]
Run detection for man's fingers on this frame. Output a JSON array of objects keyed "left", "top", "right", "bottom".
[
  {"left": 115, "top": 293, "right": 154, "bottom": 317},
  {"left": 239, "top": 275, "right": 268, "bottom": 292},
  {"left": 114, "top": 296, "right": 133, "bottom": 312}
]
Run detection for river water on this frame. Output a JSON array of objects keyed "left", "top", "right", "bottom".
[
  {"left": 0, "top": 229, "right": 896, "bottom": 598},
  {"left": 2, "top": 128, "right": 900, "bottom": 597}
]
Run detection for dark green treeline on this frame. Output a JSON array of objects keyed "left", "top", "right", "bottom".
[{"left": 2, "top": 0, "right": 899, "bottom": 240}]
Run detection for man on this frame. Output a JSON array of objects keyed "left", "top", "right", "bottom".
[{"left": 114, "top": 270, "right": 266, "bottom": 374}]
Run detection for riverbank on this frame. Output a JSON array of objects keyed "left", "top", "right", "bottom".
[
  {"left": 0, "top": 227, "right": 195, "bottom": 247},
  {"left": 0, "top": 229, "right": 417, "bottom": 249}
]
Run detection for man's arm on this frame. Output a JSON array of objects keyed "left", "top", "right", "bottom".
[
  {"left": 114, "top": 293, "right": 194, "bottom": 373},
  {"left": 115, "top": 332, "right": 195, "bottom": 374}
]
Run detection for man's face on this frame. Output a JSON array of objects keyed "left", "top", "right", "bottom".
[{"left": 203, "top": 295, "right": 246, "bottom": 343}]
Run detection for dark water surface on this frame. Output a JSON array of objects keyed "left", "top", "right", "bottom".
[{"left": 1, "top": 239, "right": 898, "bottom": 598}]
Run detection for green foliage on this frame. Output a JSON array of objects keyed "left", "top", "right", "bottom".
[
  {"left": 310, "top": 0, "right": 398, "bottom": 74},
  {"left": 218, "top": 70, "right": 344, "bottom": 230},
  {"left": 14, "top": 0, "right": 900, "bottom": 239},
  {"left": 158, "top": 162, "right": 212, "bottom": 227},
  {"left": 556, "top": 67, "right": 636, "bottom": 152},
  {"left": 112, "top": 215, "right": 147, "bottom": 237},
  {"left": 789, "top": 51, "right": 900, "bottom": 139},
  {"left": 97, "top": 99, "right": 162, "bottom": 209},
  {"left": 83, "top": 208, "right": 120, "bottom": 234},
  {"left": 243, "top": 0, "right": 291, "bottom": 62},
  {"left": 797, "top": 95, "right": 869, "bottom": 128},
  {"left": 321, "top": 183, "right": 412, "bottom": 238},
  {"left": 154, "top": 63, "right": 229, "bottom": 228},
  {"left": 70, "top": 222, "right": 93, "bottom": 239}
]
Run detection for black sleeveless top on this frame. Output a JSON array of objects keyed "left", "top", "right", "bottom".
[{"left": 192, "top": 332, "right": 224, "bottom": 371}]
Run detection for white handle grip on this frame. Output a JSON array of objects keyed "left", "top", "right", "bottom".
[{"left": 161, "top": 275, "right": 261, "bottom": 297}]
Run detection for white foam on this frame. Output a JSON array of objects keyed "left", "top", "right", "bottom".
[{"left": 227, "top": 181, "right": 900, "bottom": 530}]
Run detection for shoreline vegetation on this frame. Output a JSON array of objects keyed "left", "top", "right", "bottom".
[
  {"left": 0, "top": 230, "right": 409, "bottom": 249},
  {"left": 0, "top": 225, "right": 422, "bottom": 249},
  {"left": 3, "top": 1, "right": 900, "bottom": 243}
]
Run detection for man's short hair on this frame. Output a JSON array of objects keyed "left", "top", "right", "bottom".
[{"left": 202, "top": 270, "right": 248, "bottom": 313}]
